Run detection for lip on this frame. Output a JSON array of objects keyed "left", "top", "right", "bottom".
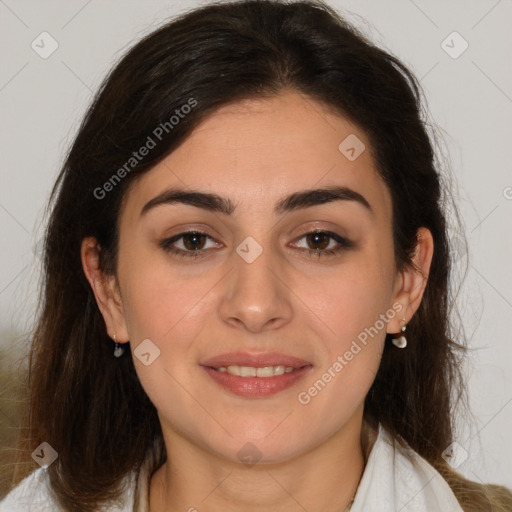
[
  {"left": 200, "top": 351, "right": 312, "bottom": 369},
  {"left": 200, "top": 351, "right": 313, "bottom": 398},
  {"left": 201, "top": 365, "right": 313, "bottom": 398}
]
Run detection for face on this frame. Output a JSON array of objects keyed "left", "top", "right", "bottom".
[{"left": 109, "top": 90, "right": 402, "bottom": 464}]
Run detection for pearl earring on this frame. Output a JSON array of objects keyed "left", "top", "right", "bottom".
[
  {"left": 391, "top": 318, "right": 407, "bottom": 348},
  {"left": 113, "top": 333, "right": 125, "bottom": 358}
]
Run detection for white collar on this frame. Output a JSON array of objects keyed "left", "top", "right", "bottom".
[{"left": 350, "top": 423, "right": 464, "bottom": 511}]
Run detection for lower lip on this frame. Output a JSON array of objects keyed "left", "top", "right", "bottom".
[{"left": 201, "top": 365, "right": 313, "bottom": 398}]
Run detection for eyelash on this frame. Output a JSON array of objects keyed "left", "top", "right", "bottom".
[{"left": 159, "top": 230, "right": 354, "bottom": 260}]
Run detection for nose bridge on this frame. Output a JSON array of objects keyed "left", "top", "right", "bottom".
[{"left": 219, "top": 234, "right": 293, "bottom": 332}]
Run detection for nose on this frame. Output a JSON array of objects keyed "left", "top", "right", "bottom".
[{"left": 218, "top": 238, "right": 293, "bottom": 334}]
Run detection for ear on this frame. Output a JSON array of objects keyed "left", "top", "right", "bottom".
[
  {"left": 80, "top": 237, "right": 129, "bottom": 343},
  {"left": 387, "top": 227, "right": 434, "bottom": 334}
]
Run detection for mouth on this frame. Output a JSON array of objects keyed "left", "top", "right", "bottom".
[
  {"left": 210, "top": 364, "right": 303, "bottom": 377},
  {"left": 200, "top": 352, "right": 313, "bottom": 398}
]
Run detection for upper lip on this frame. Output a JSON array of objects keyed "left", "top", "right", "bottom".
[{"left": 201, "top": 352, "right": 312, "bottom": 369}]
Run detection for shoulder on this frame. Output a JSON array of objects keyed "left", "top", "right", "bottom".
[
  {"left": 0, "top": 468, "right": 138, "bottom": 512},
  {"left": 351, "top": 424, "right": 465, "bottom": 512},
  {"left": 0, "top": 469, "right": 60, "bottom": 512}
]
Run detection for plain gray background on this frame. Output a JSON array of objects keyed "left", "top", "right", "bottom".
[{"left": 0, "top": 0, "right": 511, "bottom": 487}]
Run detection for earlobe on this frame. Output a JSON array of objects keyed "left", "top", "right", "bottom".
[
  {"left": 80, "top": 237, "right": 129, "bottom": 342},
  {"left": 387, "top": 227, "right": 434, "bottom": 334}
]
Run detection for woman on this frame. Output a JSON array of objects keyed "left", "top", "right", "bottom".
[{"left": 1, "top": 0, "right": 511, "bottom": 510}]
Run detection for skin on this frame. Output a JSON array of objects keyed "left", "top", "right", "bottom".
[{"left": 82, "top": 89, "right": 433, "bottom": 512}]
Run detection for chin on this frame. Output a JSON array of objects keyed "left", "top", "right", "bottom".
[{"left": 202, "top": 422, "right": 311, "bottom": 466}]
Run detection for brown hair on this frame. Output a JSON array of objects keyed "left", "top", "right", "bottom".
[{"left": 7, "top": 0, "right": 512, "bottom": 510}]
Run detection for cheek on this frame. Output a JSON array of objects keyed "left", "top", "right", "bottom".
[
  {"left": 295, "top": 274, "right": 388, "bottom": 439},
  {"left": 119, "top": 253, "right": 217, "bottom": 343},
  {"left": 295, "top": 253, "right": 393, "bottom": 407},
  {"left": 303, "top": 254, "right": 394, "bottom": 349},
  {"left": 118, "top": 256, "right": 221, "bottom": 393},
  {"left": 119, "top": 268, "right": 215, "bottom": 425}
]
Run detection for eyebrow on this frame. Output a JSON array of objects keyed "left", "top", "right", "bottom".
[{"left": 140, "top": 185, "right": 373, "bottom": 218}]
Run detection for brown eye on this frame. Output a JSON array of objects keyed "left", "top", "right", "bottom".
[
  {"left": 305, "top": 232, "right": 331, "bottom": 251},
  {"left": 160, "top": 231, "right": 222, "bottom": 259},
  {"left": 292, "top": 230, "right": 355, "bottom": 259},
  {"left": 182, "top": 232, "right": 207, "bottom": 251}
]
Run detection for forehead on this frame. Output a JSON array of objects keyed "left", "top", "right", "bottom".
[{"left": 120, "top": 90, "right": 392, "bottom": 223}]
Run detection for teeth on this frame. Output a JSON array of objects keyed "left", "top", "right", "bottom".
[
  {"left": 240, "top": 366, "right": 256, "bottom": 377},
  {"left": 257, "top": 366, "right": 275, "bottom": 377},
  {"left": 215, "top": 365, "right": 296, "bottom": 377}
]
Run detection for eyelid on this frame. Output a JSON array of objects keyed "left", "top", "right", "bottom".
[
  {"left": 160, "top": 231, "right": 220, "bottom": 254},
  {"left": 290, "top": 229, "right": 354, "bottom": 250},
  {"left": 160, "top": 228, "right": 354, "bottom": 260}
]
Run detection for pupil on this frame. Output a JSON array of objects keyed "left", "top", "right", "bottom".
[
  {"left": 307, "top": 232, "right": 328, "bottom": 250},
  {"left": 184, "top": 233, "right": 204, "bottom": 250}
]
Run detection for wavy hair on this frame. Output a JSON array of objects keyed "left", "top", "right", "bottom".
[{"left": 7, "top": 1, "right": 512, "bottom": 510}]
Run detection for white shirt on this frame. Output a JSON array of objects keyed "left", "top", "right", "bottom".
[{"left": 0, "top": 424, "right": 464, "bottom": 511}]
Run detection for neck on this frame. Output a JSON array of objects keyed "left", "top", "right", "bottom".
[{"left": 149, "top": 413, "right": 374, "bottom": 512}]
